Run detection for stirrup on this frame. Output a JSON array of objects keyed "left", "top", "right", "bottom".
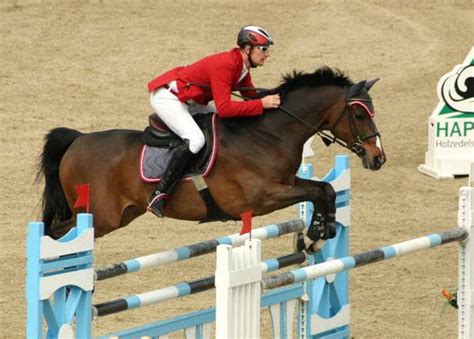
[{"left": 147, "top": 192, "right": 167, "bottom": 218}]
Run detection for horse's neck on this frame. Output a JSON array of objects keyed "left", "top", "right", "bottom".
[
  {"left": 259, "top": 109, "right": 311, "bottom": 150},
  {"left": 218, "top": 87, "right": 344, "bottom": 165},
  {"left": 257, "top": 87, "right": 343, "bottom": 148}
]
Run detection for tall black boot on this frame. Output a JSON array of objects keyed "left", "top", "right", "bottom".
[{"left": 147, "top": 139, "right": 193, "bottom": 217}]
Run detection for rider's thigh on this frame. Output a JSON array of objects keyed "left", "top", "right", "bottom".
[{"left": 150, "top": 89, "right": 205, "bottom": 154}]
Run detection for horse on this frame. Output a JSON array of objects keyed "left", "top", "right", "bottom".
[{"left": 37, "top": 67, "right": 386, "bottom": 243}]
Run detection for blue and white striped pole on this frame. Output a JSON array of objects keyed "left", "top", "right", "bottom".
[
  {"left": 93, "top": 251, "right": 306, "bottom": 317},
  {"left": 95, "top": 219, "right": 304, "bottom": 281},
  {"left": 262, "top": 227, "right": 468, "bottom": 290}
]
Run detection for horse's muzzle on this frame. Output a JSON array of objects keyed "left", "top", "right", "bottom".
[
  {"left": 371, "top": 154, "right": 385, "bottom": 170},
  {"left": 360, "top": 151, "right": 386, "bottom": 171}
]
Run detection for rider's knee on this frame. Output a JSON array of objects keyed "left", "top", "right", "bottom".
[{"left": 189, "top": 132, "right": 205, "bottom": 154}]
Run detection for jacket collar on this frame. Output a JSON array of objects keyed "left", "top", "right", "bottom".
[{"left": 231, "top": 47, "right": 245, "bottom": 72}]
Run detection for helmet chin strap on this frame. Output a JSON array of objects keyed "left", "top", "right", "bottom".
[{"left": 247, "top": 47, "right": 257, "bottom": 68}]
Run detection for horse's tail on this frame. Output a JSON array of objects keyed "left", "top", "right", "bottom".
[{"left": 36, "top": 127, "right": 83, "bottom": 236}]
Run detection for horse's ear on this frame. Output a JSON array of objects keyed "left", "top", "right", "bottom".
[
  {"left": 347, "top": 81, "right": 366, "bottom": 99},
  {"left": 365, "top": 78, "right": 380, "bottom": 92}
]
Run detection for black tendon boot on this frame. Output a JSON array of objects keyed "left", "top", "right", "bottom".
[{"left": 147, "top": 139, "right": 193, "bottom": 217}]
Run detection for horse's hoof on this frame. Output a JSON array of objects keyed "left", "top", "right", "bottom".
[
  {"left": 308, "top": 239, "right": 325, "bottom": 253},
  {"left": 300, "top": 229, "right": 325, "bottom": 254},
  {"left": 309, "top": 213, "right": 337, "bottom": 241},
  {"left": 322, "top": 224, "right": 337, "bottom": 240}
]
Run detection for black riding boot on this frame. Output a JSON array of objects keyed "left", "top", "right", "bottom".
[{"left": 147, "top": 139, "right": 193, "bottom": 217}]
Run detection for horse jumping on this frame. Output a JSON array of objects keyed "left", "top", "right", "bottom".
[{"left": 37, "top": 67, "right": 385, "bottom": 240}]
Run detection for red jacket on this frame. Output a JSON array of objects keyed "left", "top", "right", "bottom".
[{"left": 148, "top": 48, "right": 264, "bottom": 118}]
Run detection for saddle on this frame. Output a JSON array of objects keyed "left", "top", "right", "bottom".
[
  {"left": 143, "top": 114, "right": 185, "bottom": 148},
  {"left": 141, "top": 113, "right": 217, "bottom": 178}
]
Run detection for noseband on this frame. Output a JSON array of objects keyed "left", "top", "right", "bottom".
[{"left": 279, "top": 98, "right": 380, "bottom": 156}]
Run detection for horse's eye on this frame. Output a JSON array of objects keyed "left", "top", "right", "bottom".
[{"left": 355, "top": 111, "right": 366, "bottom": 120}]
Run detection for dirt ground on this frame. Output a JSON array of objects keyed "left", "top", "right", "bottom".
[{"left": 1, "top": 0, "right": 473, "bottom": 338}]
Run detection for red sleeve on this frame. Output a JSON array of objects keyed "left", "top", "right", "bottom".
[
  {"left": 208, "top": 62, "right": 263, "bottom": 118},
  {"left": 238, "top": 72, "right": 258, "bottom": 99}
]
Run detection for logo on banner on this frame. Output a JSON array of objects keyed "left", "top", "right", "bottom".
[
  {"left": 434, "top": 53, "right": 474, "bottom": 141},
  {"left": 438, "top": 64, "right": 474, "bottom": 114},
  {"left": 418, "top": 47, "right": 474, "bottom": 179}
]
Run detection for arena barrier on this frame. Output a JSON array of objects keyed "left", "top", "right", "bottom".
[
  {"left": 216, "top": 175, "right": 473, "bottom": 338},
  {"left": 26, "top": 155, "right": 351, "bottom": 338}
]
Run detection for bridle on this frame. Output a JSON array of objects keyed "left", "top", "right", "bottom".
[{"left": 278, "top": 97, "right": 380, "bottom": 156}]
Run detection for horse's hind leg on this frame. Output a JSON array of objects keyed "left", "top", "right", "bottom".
[
  {"left": 48, "top": 217, "right": 77, "bottom": 239},
  {"left": 91, "top": 206, "right": 124, "bottom": 238},
  {"left": 90, "top": 199, "right": 145, "bottom": 238},
  {"left": 120, "top": 204, "right": 146, "bottom": 228},
  {"left": 62, "top": 185, "right": 124, "bottom": 238},
  {"left": 48, "top": 210, "right": 126, "bottom": 239}
]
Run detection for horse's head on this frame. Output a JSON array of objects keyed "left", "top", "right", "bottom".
[
  {"left": 324, "top": 79, "right": 386, "bottom": 170},
  {"left": 262, "top": 68, "right": 386, "bottom": 170}
]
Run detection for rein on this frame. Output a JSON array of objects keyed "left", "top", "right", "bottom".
[
  {"left": 277, "top": 105, "right": 339, "bottom": 148},
  {"left": 191, "top": 82, "right": 378, "bottom": 156},
  {"left": 277, "top": 96, "right": 379, "bottom": 156},
  {"left": 186, "top": 82, "right": 270, "bottom": 94},
  {"left": 231, "top": 86, "right": 378, "bottom": 156},
  {"left": 279, "top": 102, "right": 369, "bottom": 156}
]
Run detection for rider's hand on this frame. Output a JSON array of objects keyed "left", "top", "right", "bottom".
[{"left": 261, "top": 94, "right": 280, "bottom": 109}]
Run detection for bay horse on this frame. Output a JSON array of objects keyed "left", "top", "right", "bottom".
[{"left": 37, "top": 67, "right": 386, "bottom": 244}]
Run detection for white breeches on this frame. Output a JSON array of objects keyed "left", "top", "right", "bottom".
[{"left": 150, "top": 87, "right": 216, "bottom": 154}]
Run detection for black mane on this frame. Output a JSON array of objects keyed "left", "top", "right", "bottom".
[
  {"left": 225, "top": 67, "right": 353, "bottom": 134},
  {"left": 258, "top": 67, "right": 353, "bottom": 99}
]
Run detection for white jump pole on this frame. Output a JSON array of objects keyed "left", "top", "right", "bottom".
[{"left": 458, "top": 163, "right": 473, "bottom": 338}]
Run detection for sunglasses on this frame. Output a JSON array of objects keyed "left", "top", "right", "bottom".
[{"left": 256, "top": 45, "right": 270, "bottom": 53}]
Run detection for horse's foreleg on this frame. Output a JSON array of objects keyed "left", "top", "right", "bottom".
[
  {"left": 292, "top": 176, "right": 337, "bottom": 216},
  {"left": 259, "top": 178, "right": 335, "bottom": 216},
  {"left": 293, "top": 177, "right": 337, "bottom": 241},
  {"left": 258, "top": 177, "right": 336, "bottom": 243}
]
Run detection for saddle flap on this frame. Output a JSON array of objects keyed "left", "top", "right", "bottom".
[{"left": 148, "top": 114, "right": 170, "bottom": 133}]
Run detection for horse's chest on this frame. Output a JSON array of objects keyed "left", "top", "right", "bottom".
[{"left": 268, "top": 154, "right": 300, "bottom": 176}]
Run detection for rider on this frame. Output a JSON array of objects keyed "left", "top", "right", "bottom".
[{"left": 146, "top": 25, "right": 281, "bottom": 217}]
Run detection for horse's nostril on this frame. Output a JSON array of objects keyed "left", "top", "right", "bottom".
[{"left": 373, "top": 155, "right": 385, "bottom": 169}]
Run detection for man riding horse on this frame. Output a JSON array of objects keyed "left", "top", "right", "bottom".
[
  {"left": 38, "top": 25, "right": 385, "bottom": 245},
  {"left": 146, "top": 25, "right": 280, "bottom": 217}
]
